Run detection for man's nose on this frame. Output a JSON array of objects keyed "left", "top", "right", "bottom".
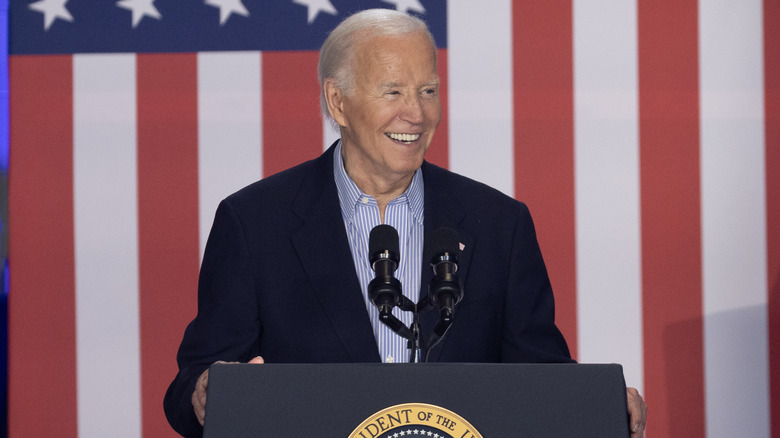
[{"left": 399, "top": 95, "right": 424, "bottom": 124}]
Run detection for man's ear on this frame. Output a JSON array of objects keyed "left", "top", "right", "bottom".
[{"left": 323, "top": 78, "right": 347, "bottom": 127}]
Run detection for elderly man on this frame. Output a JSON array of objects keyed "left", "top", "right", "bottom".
[{"left": 164, "top": 8, "right": 647, "bottom": 438}]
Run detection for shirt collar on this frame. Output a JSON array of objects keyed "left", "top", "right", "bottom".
[{"left": 333, "top": 141, "right": 424, "bottom": 224}]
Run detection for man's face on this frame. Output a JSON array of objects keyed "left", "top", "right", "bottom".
[{"left": 336, "top": 31, "right": 441, "bottom": 186}]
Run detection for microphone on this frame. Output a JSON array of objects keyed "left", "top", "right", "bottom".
[
  {"left": 428, "top": 227, "right": 463, "bottom": 323},
  {"left": 367, "top": 224, "right": 403, "bottom": 315},
  {"left": 367, "top": 225, "right": 415, "bottom": 349}
]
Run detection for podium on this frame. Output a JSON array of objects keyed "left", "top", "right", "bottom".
[{"left": 204, "top": 363, "right": 629, "bottom": 437}]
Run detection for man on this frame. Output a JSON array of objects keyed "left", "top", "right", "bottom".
[{"left": 164, "top": 8, "right": 647, "bottom": 437}]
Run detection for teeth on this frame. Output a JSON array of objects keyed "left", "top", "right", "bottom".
[{"left": 387, "top": 133, "right": 420, "bottom": 143}]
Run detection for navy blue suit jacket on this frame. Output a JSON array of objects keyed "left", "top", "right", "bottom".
[{"left": 164, "top": 144, "right": 572, "bottom": 437}]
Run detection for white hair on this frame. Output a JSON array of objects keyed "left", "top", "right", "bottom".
[{"left": 317, "top": 8, "right": 437, "bottom": 124}]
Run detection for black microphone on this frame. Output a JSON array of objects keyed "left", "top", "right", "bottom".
[
  {"left": 428, "top": 227, "right": 463, "bottom": 323},
  {"left": 367, "top": 224, "right": 403, "bottom": 315}
]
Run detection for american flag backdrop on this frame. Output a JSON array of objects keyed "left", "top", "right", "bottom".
[{"left": 6, "top": 0, "right": 778, "bottom": 437}]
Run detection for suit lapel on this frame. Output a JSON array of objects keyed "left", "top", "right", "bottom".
[
  {"left": 289, "top": 146, "right": 381, "bottom": 363},
  {"left": 419, "top": 162, "right": 474, "bottom": 361}
]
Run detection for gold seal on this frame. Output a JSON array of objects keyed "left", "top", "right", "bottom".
[{"left": 348, "top": 403, "right": 483, "bottom": 438}]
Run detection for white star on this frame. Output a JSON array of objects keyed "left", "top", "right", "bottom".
[
  {"left": 292, "top": 0, "right": 337, "bottom": 24},
  {"left": 116, "top": 0, "right": 162, "bottom": 28},
  {"left": 382, "top": 0, "right": 426, "bottom": 15},
  {"left": 29, "top": 0, "right": 74, "bottom": 31},
  {"left": 205, "top": 0, "right": 249, "bottom": 25}
]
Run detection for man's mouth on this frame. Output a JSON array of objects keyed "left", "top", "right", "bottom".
[{"left": 386, "top": 133, "right": 421, "bottom": 144}]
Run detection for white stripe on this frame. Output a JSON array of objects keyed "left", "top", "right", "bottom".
[
  {"left": 573, "top": 0, "right": 643, "bottom": 392},
  {"left": 447, "top": 1, "right": 513, "bottom": 196},
  {"left": 73, "top": 53, "right": 141, "bottom": 437},
  {"left": 699, "top": 2, "right": 769, "bottom": 436},
  {"left": 197, "top": 52, "right": 263, "bottom": 258}
]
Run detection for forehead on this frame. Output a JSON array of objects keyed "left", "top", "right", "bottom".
[{"left": 352, "top": 31, "right": 437, "bottom": 81}]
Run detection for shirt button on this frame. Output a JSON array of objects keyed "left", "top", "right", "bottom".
[
  {"left": 360, "top": 197, "right": 369, "bottom": 204},
  {"left": 386, "top": 355, "right": 394, "bottom": 363}
]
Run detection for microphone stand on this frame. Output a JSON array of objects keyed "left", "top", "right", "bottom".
[
  {"left": 377, "top": 292, "right": 460, "bottom": 363},
  {"left": 415, "top": 294, "right": 458, "bottom": 363},
  {"left": 373, "top": 296, "right": 422, "bottom": 363},
  {"left": 376, "top": 308, "right": 413, "bottom": 341},
  {"left": 398, "top": 297, "right": 420, "bottom": 363}
]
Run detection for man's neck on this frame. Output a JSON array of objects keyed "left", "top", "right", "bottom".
[{"left": 341, "top": 153, "right": 414, "bottom": 222}]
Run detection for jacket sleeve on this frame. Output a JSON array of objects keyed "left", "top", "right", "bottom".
[
  {"left": 500, "top": 202, "right": 574, "bottom": 363},
  {"left": 163, "top": 198, "right": 263, "bottom": 437}
]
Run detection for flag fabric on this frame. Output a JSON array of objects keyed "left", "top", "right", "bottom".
[{"left": 7, "top": 1, "right": 778, "bottom": 437}]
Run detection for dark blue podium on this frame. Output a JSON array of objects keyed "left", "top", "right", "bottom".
[{"left": 204, "top": 363, "right": 629, "bottom": 437}]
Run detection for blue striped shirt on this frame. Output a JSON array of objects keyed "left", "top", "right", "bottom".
[{"left": 333, "top": 142, "right": 424, "bottom": 363}]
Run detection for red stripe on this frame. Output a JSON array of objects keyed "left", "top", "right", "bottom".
[
  {"left": 425, "top": 48, "right": 449, "bottom": 168},
  {"left": 638, "top": 1, "right": 705, "bottom": 435},
  {"left": 262, "top": 51, "right": 323, "bottom": 177},
  {"left": 765, "top": 0, "right": 780, "bottom": 434},
  {"left": 136, "top": 53, "right": 200, "bottom": 437},
  {"left": 7, "top": 55, "right": 77, "bottom": 437},
  {"left": 512, "top": 1, "right": 577, "bottom": 358}
]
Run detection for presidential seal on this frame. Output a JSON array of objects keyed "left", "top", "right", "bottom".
[{"left": 349, "top": 403, "right": 483, "bottom": 438}]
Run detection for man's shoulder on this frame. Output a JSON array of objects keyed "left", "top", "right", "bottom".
[
  {"left": 226, "top": 149, "right": 332, "bottom": 208},
  {"left": 422, "top": 161, "right": 527, "bottom": 211}
]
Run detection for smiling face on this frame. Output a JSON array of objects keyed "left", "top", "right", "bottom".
[{"left": 326, "top": 30, "right": 441, "bottom": 196}]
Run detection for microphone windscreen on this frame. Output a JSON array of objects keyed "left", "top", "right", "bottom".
[
  {"left": 430, "top": 227, "right": 460, "bottom": 258},
  {"left": 369, "top": 224, "right": 400, "bottom": 256}
]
